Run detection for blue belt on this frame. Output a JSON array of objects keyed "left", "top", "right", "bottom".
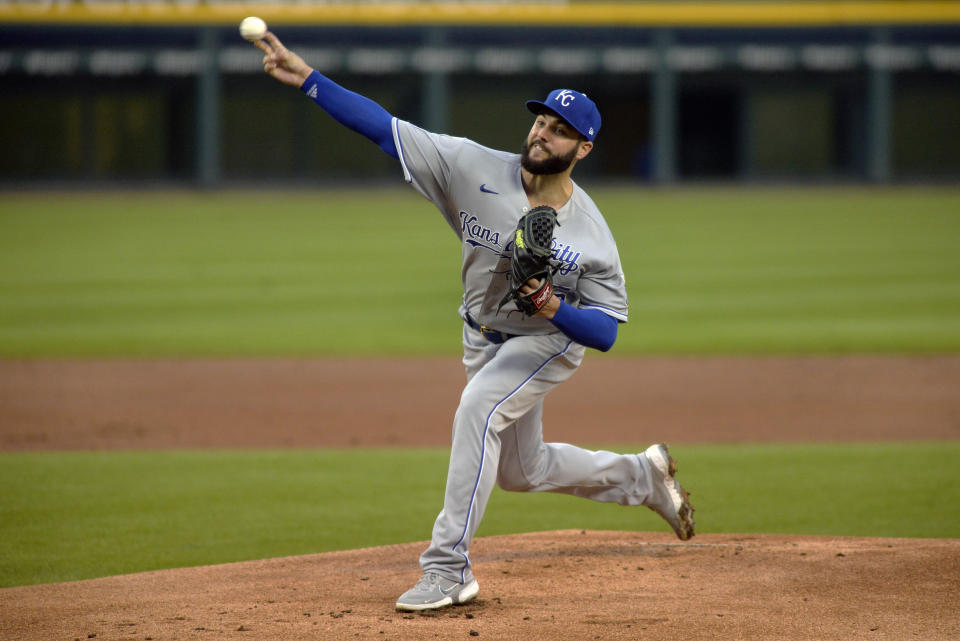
[{"left": 464, "top": 312, "right": 517, "bottom": 344}]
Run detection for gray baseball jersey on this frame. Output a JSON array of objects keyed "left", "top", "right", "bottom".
[
  {"left": 391, "top": 118, "right": 652, "bottom": 587},
  {"left": 392, "top": 119, "right": 629, "bottom": 333}
]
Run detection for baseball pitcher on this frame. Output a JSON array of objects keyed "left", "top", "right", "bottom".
[{"left": 253, "top": 32, "right": 695, "bottom": 612}]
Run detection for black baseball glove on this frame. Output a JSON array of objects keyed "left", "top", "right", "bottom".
[{"left": 497, "top": 205, "right": 560, "bottom": 316}]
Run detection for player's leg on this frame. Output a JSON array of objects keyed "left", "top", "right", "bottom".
[
  {"left": 416, "top": 333, "right": 583, "bottom": 586},
  {"left": 497, "top": 405, "right": 649, "bottom": 505},
  {"left": 496, "top": 393, "right": 696, "bottom": 539}
]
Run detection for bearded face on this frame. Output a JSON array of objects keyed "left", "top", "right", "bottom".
[{"left": 520, "top": 137, "right": 580, "bottom": 175}]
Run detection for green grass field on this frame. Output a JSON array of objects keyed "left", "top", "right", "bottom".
[
  {"left": 2, "top": 442, "right": 958, "bottom": 588},
  {"left": 1, "top": 187, "right": 958, "bottom": 356},
  {"left": 1, "top": 187, "right": 958, "bottom": 589}
]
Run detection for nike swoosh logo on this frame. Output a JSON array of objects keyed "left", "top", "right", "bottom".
[
  {"left": 479, "top": 184, "right": 499, "bottom": 194},
  {"left": 439, "top": 583, "right": 459, "bottom": 595}
]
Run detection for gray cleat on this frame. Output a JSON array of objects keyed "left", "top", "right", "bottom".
[
  {"left": 395, "top": 573, "right": 480, "bottom": 611},
  {"left": 642, "top": 443, "right": 695, "bottom": 540}
]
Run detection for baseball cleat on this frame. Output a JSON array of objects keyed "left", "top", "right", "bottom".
[
  {"left": 642, "top": 444, "right": 695, "bottom": 540},
  {"left": 395, "top": 573, "right": 480, "bottom": 611}
]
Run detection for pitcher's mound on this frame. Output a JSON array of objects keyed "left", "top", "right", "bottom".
[{"left": 3, "top": 530, "right": 958, "bottom": 641}]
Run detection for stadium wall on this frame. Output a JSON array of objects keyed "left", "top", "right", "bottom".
[{"left": 1, "top": 2, "right": 958, "bottom": 185}]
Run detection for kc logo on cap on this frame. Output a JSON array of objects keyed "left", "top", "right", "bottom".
[
  {"left": 555, "top": 89, "right": 576, "bottom": 107},
  {"left": 526, "top": 88, "right": 601, "bottom": 142}
]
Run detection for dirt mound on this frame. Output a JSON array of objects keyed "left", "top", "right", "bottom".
[{"left": 2, "top": 530, "right": 958, "bottom": 641}]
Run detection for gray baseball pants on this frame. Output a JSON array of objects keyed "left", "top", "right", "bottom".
[{"left": 419, "top": 325, "right": 657, "bottom": 585}]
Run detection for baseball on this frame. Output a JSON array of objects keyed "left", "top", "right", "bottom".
[{"left": 239, "top": 16, "right": 267, "bottom": 42}]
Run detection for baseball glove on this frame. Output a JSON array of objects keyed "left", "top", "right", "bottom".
[{"left": 497, "top": 205, "right": 560, "bottom": 316}]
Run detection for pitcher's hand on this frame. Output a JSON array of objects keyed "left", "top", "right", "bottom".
[
  {"left": 519, "top": 278, "right": 560, "bottom": 319},
  {"left": 254, "top": 32, "right": 313, "bottom": 88}
]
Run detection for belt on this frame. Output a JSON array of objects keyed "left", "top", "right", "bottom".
[{"left": 464, "top": 312, "right": 518, "bottom": 344}]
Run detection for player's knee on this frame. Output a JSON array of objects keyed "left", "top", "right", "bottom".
[
  {"left": 496, "top": 470, "right": 534, "bottom": 492},
  {"left": 496, "top": 451, "right": 546, "bottom": 492}
]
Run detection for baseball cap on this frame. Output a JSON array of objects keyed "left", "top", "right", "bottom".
[{"left": 526, "top": 89, "right": 601, "bottom": 141}]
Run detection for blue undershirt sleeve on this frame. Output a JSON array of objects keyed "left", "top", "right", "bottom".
[
  {"left": 548, "top": 301, "right": 619, "bottom": 352},
  {"left": 300, "top": 70, "right": 398, "bottom": 158}
]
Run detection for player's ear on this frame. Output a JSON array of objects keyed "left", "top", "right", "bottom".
[{"left": 576, "top": 140, "right": 593, "bottom": 160}]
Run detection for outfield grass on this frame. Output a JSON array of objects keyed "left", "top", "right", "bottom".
[
  {"left": 1, "top": 187, "right": 958, "bottom": 356},
  {"left": 2, "top": 442, "right": 958, "bottom": 588},
  {"left": 2, "top": 188, "right": 957, "bottom": 590}
]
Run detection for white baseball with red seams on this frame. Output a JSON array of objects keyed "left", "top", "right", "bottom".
[{"left": 239, "top": 16, "right": 267, "bottom": 42}]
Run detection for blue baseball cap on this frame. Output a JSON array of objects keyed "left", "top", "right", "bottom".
[{"left": 526, "top": 89, "right": 601, "bottom": 141}]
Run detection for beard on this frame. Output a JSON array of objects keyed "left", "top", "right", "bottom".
[{"left": 520, "top": 139, "right": 578, "bottom": 175}]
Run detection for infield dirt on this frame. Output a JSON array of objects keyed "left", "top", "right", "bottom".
[
  {"left": 2, "top": 355, "right": 959, "bottom": 451},
  {"left": 1, "top": 356, "right": 959, "bottom": 640}
]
